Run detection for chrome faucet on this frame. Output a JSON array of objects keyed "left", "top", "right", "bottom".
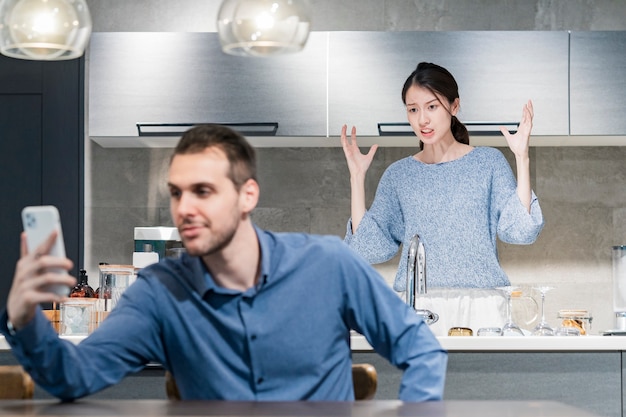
[{"left": 406, "top": 234, "right": 438, "bottom": 325}]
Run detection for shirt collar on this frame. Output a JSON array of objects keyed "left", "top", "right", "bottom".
[
  {"left": 255, "top": 224, "right": 272, "bottom": 285},
  {"left": 196, "top": 224, "right": 271, "bottom": 296}
]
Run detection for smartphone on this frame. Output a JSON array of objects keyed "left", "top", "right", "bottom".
[{"left": 21, "top": 205, "right": 70, "bottom": 297}]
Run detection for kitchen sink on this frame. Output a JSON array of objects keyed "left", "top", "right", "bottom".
[{"left": 412, "top": 288, "right": 507, "bottom": 337}]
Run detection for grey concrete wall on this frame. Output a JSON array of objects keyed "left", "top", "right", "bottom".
[
  {"left": 84, "top": 0, "right": 626, "bottom": 32},
  {"left": 83, "top": 1, "right": 626, "bottom": 333}
]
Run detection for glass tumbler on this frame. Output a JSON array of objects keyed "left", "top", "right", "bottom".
[
  {"left": 477, "top": 327, "right": 503, "bottom": 336},
  {"left": 59, "top": 299, "right": 97, "bottom": 336}
]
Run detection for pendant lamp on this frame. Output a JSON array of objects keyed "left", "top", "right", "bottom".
[
  {"left": 217, "top": 0, "right": 311, "bottom": 57},
  {"left": 0, "top": 0, "right": 92, "bottom": 60}
]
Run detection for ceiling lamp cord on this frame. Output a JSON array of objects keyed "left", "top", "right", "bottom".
[
  {"left": 0, "top": 0, "right": 92, "bottom": 61},
  {"left": 217, "top": 0, "right": 312, "bottom": 57}
]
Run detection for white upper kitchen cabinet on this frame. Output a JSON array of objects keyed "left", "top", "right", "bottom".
[
  {"left": 327, "top": 31, "right": 570, "bottom": 138},
  {"left": 88, "top": 32, "right": 328, "bottom": 139},
  {"left": 570, "top": 31, "right": 626, "bottom": 136}
]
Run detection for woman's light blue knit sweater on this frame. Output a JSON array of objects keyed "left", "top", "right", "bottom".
[{"left": 344, "top": 147, "right": 544, "bottom": 291}]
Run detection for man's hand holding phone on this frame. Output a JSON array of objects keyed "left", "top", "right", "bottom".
[{"left": 6, "top": 206, "right": 76, "bottom": 332}]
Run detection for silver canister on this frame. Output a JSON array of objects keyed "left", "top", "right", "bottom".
[{"left": 613, "top": 246, "right": 626, "bottom": 330}]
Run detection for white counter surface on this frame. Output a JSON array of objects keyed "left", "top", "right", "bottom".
[
  {"left": 3, "top": 334, "right": 626, "bottom": 352},
  {"left": 350, "top": 333, "right": 626, "bottom": 351}
]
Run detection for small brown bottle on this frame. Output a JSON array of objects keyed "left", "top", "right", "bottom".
[{"left": 70, "top": 269, "right": 96, "bottom": 298}]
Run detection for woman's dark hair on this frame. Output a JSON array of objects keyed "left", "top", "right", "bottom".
[
  {"left": 401, "top": 62, "right": 470, "bottom": 149},
  {"left": 171, "top": 124, "right": 257, "bottom": 190}
]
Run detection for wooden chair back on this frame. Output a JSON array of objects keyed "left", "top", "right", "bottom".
[
  {"left": 165, "top": 363, "right": 377, "bottom": 401},
  {"left": 351, "top": 363, "right": 378, "bottom": 400},
  {"left": 0, "top": 365, "right": 34, "bottom": 399}
]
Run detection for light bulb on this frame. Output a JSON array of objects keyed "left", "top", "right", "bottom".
[
  {"left": 0, "top": 0, "right": 92, "bottom": 60},
  {"left": 218, "top": 0, "right": 311, "bottom": 57}
]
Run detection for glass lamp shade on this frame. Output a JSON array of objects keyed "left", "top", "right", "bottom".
[
  {"left": 217, "top": 0, "right": 311, "bottom": 57},
  {"left": 0, "top": 0, "right": 92, "bottom": 60}
]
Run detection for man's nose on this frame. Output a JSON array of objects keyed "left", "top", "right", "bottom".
[{"left": 176, "top": 193, "right": 195, "bottom": 215}]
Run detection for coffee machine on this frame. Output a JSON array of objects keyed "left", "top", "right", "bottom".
[{"left": 133, "top": 227, "right": 184, "bottom": 264}]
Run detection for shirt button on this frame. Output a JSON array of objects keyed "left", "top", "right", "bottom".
[
  {"left": 251, "top": 334, "right": 257, "bottom": 340},
  {"left": 257, "top": 377, "right": 264, "bottom": 384}
]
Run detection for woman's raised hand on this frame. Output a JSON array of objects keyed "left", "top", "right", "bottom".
[
  {"left": 500, "top": 100, "right": 534, "bottom": 158},
  {"left": 340, "top": 125, "right": 378, "bottom": 180}
]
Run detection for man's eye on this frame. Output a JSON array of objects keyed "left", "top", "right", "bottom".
[
  {"left": 408, "top": 108, "right": 417, "bottom": 113},
  {"left": 169, "top": 189, "right": 181, "bottom": 198},
  {"left": 428, "top": 104, "right": 437, "bottom": 110}
]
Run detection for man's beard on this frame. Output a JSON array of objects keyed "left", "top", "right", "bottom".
[
  {"left": 180, "top": 212, "right": 241, "bottom": 257},
  {"left": 199, "top": 226, "right": 237, "bottom": 257}
]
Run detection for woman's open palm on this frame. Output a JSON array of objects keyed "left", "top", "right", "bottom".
[
  {"left": 340, "top": 125, "right": 378, "bottom": 178},
  {"left": 500, "top": 100, "right": 534, "bottom": 158}
]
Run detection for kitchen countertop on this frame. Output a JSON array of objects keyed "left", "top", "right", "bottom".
[
  {"left": 350, "top": 333, "right": 626, "bottom": 351},
  {"left": 3, "top": 334, "right": 626, "bottom": 352}
]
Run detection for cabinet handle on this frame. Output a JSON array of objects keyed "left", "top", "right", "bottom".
[
  {"left": 136, "top": 122, "right": 279, "bottom": 137},
  {"left": 377, "top": 122, "right": 518, "bottom": 136}
]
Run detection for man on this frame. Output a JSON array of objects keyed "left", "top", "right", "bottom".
[{"left": 1, "top": 125, "right": 447, "bottom": 401}]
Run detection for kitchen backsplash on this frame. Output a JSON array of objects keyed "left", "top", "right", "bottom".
[{"left": 85, "top": 144, "right": 625, "bottom": 333}]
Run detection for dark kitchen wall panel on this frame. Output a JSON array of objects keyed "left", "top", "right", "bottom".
[
  {"left": 0, "top": 95, "right": 42, "bottom": 307},
  {"left": 0, "top": 55, "right": 84, "bottom": 309}
]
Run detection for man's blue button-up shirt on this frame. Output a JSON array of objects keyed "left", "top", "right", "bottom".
[{"left": 2, "top": 227, "right": 447, "bottom": 401}]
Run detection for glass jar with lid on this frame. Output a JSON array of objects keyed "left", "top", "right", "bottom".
[{"left": 557, "top": 309, "right": 592, "bottom": 335}]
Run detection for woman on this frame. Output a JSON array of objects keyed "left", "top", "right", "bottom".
[{"left": 341, "top": 62, "right": 544, "bottom": 291}]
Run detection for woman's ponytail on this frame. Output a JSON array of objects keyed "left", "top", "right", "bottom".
[{"left": 451, "top": 116, "right": 470, "bottom": 145}]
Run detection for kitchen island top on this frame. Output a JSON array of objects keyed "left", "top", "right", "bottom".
[
  {"left": 0, "top": 399, "right": 601, "bottom": 417},
  {"left": 3, "top": 334, "right": 626, "bottom": 352}
]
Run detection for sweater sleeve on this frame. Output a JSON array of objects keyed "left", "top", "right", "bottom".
[
  {"left": 490, "top": 150, "right": 545, "bottom": 244},
  {"left": 344, "top": 166, "right": 405, "bottom": 264}
]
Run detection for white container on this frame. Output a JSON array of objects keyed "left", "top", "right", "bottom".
[{"left": 133, "top": 251, "right": 159, "bottom": 268}]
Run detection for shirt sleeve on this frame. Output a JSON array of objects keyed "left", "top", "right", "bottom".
[
  {"left": 338, "top": 244, "right": 448, "bottom": 401},
  {"left": 0, "top": 278, "right": 164, "bottom": 401},
  {"left": 344, "top": 167, "right": 405, "bottom": 264},
  {"left": 490, "top": 150, "right": 545, "bottom": 244}
]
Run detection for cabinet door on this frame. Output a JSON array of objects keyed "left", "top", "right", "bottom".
[
  {"left": 570, "top": 32, "right": 626, "bottom": 135},
  {"left": 0, "top": 56, "right": 83, "bottom": 310},
  {"left": 0, "top": 95, "right": 42, "bottom": 307},
  {"left": 89, "top": 32, "right": 327, "bottom": 138},
  {"left": 328, "top": 31, "right": 569, "bottom": 138}
]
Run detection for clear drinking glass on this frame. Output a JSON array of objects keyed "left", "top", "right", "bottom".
[
  {"left": 477, "top": 327, "right": 502, "bottom": 336},
  {"left": 496, "top": 286, "right": 525, "bottom": 336},
  {"left": 555, "top": 326, "right": 581, "bottom": 336},
  {"left": 531, "top": 286, "right": 555, "bottom": 336}
]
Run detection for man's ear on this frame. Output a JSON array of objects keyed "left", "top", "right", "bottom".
[{"left": 240, "top": 178, "right": 259, "bottom": 214}]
